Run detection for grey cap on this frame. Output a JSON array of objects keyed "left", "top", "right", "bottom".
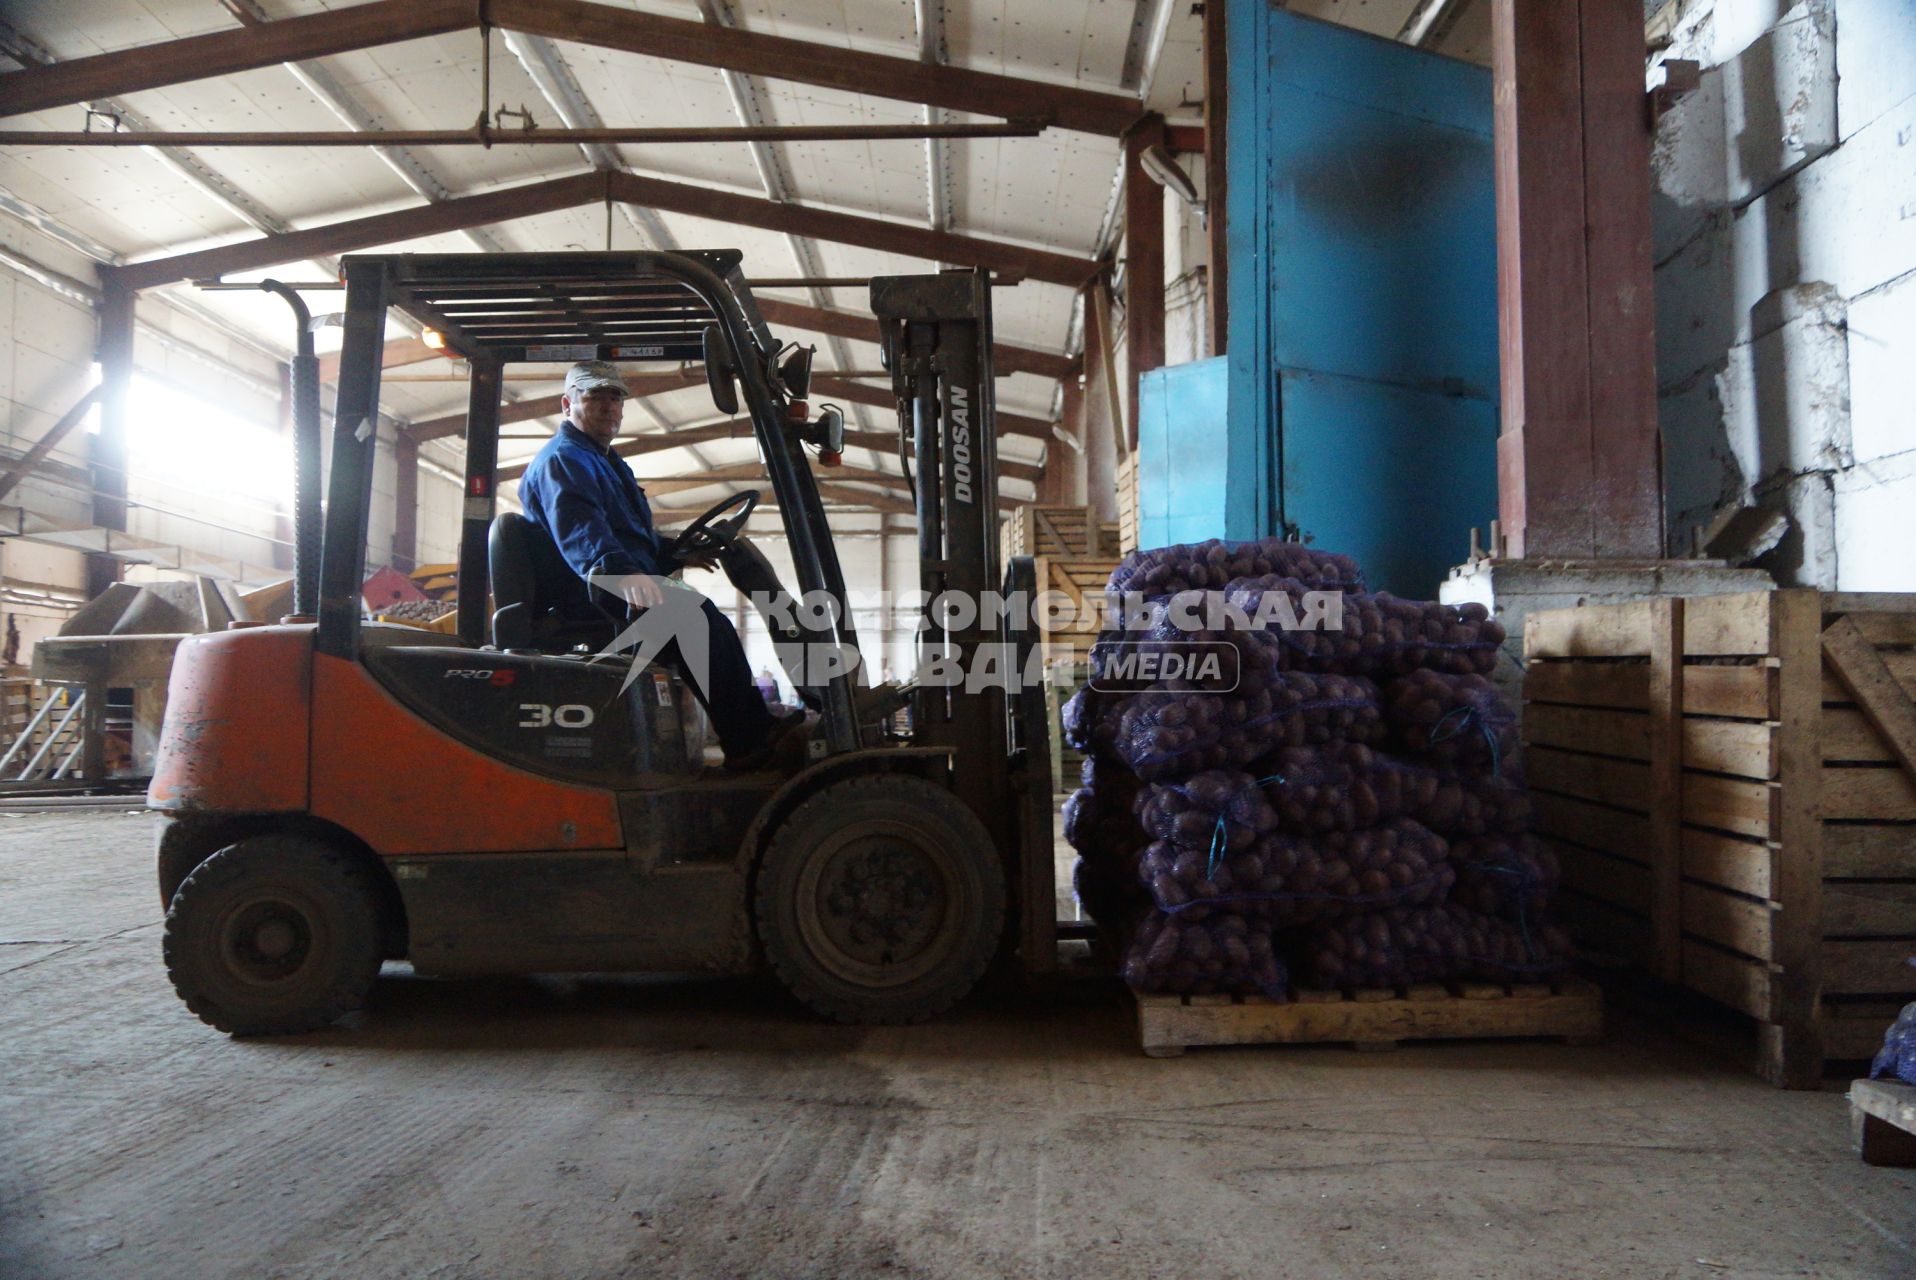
[{"left": 563, "top": 360, "right": 630, "bottom": 399}]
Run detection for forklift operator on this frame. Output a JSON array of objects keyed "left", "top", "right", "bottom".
[{"left": 518, "top": 360, "right": 803, "bottom": 772}]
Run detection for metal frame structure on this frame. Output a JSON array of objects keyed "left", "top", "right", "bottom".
[{"left": 320, "top": 250, "right": 865, "bottom": 752}]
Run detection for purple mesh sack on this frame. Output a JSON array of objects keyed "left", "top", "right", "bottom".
[
  {"left": 1136, "top": 817, "right": 1455, "bottom": 926},
  {"left": 1870, "top": 991, "right": 1916, "bottom": 1085},
  {"left": 1106, "top": 538, "right": 1364, "bottom": 603},
  {"left": 1385, "top": 670, "right": 1518, "bottom": 768},
  {"left": 1449, "top": 833, "right": 1559, "bottom": 921},
  {"left": 1299, "top": 903, "right": 1573, "bottom": 989},
  {"left": 1121, "top": 909, "right": 1290, "bottom": 1000},
  {"left": 1372, "top": 757, "right": 1531, "bottom": 838},
  {"left": 1110, "top": 672, "right": 1384, "bottom": 782}
]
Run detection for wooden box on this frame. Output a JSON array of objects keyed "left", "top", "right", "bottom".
[
  {"left": 1002, "top": 504, "right": 1117, "bottom": 563},
  {"left": 1524, "top": 590, "right": 1916, "bottom": 1087},
  {"left": 1115, "top": 455, "right": 1140, "bottom": 555}
]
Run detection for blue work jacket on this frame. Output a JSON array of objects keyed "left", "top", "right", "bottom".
[{"left": 518, "top": 421, "right": 670, "bottom": 587}]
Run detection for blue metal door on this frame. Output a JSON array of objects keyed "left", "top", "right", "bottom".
[{"left": 1224, "top": 3, "right": 1499, "bottom": 596}]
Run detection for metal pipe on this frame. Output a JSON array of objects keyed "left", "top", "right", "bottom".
[
  {"left": 0, "top": 122, "right": 1045, "bottom": 147},
  {"left": 255, "top": 280, "right": 323, "bottom": 617}
]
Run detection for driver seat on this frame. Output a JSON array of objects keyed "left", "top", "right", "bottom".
[{"left": 488, "top": 512, "right": 621, "bottom": 652}]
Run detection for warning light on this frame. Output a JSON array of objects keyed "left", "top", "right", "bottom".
[
  {"left": 422, "top": 329, "right": 447, "bottom": 350},
  {"left": 468, "top": 476, "right": 490, "bottom": 497}
]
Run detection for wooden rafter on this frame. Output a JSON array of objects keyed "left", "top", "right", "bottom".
[
  {"left": 108, "top": 170, "right": 1098, "bottom": 294},
  {"left": 753, "top": 296, "right": 1077, "bottom": 380},
  {"left": 0, "top": 0, "right": 1141, "bottom": 138}
]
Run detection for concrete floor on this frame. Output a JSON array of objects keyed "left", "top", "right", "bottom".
[{"left": 1, "top": 810, "right": 1911, "bottom": 1280}]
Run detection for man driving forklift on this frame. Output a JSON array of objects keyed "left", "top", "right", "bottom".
[{"left": 517, "top": 359, "right": 807, "bottom": 772}]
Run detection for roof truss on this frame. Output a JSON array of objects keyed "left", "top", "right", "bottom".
[
  {"left": 107, "top": 170, "right": 1098, "bottom": 293},
  {"left": 0, "top": 0, "right": 1141, "bottom": 136}
]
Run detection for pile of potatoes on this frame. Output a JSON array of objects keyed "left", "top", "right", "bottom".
[{"left": 1056, "top": 539, "right": 1567, "bottom": 1000}]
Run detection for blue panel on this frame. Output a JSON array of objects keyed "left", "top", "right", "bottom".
[
  {"left": 1224, "top": 1, "right": 1499, "bottom": 582},
  {"left": 1279, "top": 372, "right": 1498, "bottom": 597},
  {"left": 1138, "top": 358, "right": 1230, "bottom": 549}
]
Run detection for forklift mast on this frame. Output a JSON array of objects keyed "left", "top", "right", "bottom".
[{"left": 873, "top": 270, "right": 1056, "bottom": 968}]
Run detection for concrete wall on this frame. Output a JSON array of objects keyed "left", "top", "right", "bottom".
[{"left": 1652, "top": 0, "right": 1916, "bottom": 588}]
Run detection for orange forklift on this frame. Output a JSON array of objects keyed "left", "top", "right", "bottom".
[{"left": 149, "top": 252, "right": 1058, "bottom": 1034}]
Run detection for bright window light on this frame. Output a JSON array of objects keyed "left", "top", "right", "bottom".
[{"left": 128, "top": 374, "right": 291, "bottom": 507}]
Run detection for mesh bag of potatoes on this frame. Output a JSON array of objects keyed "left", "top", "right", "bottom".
[
  {"left": 1121, "top": 909, "right": 1290, "bottom": 1000},
  {"left": 1299, "top": 903, "right": 1573, "bottom": 989},
  {"left": 1135, "top": 817, "right": 1455, "bottom": 927}
]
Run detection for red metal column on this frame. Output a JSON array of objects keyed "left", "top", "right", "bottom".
[
  {"left": 1124, "top": 114, "right": 1167, "bottom": 449},
  {"left": 1491, "top": 0, "right": 1662, "bottom": 559},
  {"left": 1579, "top": 0, "right": 1663, "bottom": 558}
]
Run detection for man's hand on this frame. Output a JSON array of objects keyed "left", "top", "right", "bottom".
[
  {"left": 611, "top": 575, "right": 665, "bottom": 611},
  {"left": 678, "top": 548, "right": 722, "bottom": 573}
]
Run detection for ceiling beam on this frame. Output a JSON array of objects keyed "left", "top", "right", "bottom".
[
  {"left": 754, "top": 296, "right": 1078, "bottom": 380},
  {"left": 403, "top": 371, "right": 706, "bottom": 442},
  {"left": 607, "top": 172, "right": 1095, "bottom": 288},
  {"left": 496, "top": 0, "right": 1138, "bottom": 138},
  {"left": 0, "top": 0, "right": 1140, "bottom": 137},
  {"left": 318, "top": 336, "right": 440, "bottom": 384},
  {"left": 811, "top": 375, "right": 1053, "bottom": 440},
  {"left": 108, "top": 169, "right": 1098, "bottom": 295},
  {"left": 109, "top": 172, "right": 608, "bottom": 293},
  {"left": 0, "top": 0, "right": 474, "bottom": 119}
]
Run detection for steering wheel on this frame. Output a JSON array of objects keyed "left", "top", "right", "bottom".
[{"left": 669, "top": 489, "right": 759, "bottom": 565}]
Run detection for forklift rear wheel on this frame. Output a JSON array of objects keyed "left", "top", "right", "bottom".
[
  {"left": 163, "top": 835, "right": 386, "bottom": 1036},
  {"left": 754, "top": 775, "right": 1005, "bottom": 1025}
]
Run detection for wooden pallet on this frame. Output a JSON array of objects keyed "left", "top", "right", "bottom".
[
  {"left": 1136, "top": 977, "right": 1604, "bottom": 1057},
  {"left": 1850, "top": 1078, "right": 1916, "bottom": 1166},
  {"left": 1524, "top": 590, "right": 1916, "bottom": 1088}
]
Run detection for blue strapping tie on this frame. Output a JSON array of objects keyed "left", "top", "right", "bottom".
[
  {"left": 1206, "top": 772, "right": 1286, "bottom": 879},
  {"left": 1429, "top": 703, "right": 1503, "bottom": 775}
]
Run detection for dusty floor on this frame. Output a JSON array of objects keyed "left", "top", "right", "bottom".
[{"left": 1, "top": 809, "right": 1911, "bottom": 1280}]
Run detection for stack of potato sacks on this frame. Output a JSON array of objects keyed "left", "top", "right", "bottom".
[{"left": 1061, "top": 538, "right": 1571, "bottom": 999}]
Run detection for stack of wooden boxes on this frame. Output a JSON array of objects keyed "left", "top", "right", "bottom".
[{"left": 1524, "top": 590, "right": 1916, "bottom": 1087}]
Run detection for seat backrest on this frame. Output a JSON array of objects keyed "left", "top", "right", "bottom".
[{"left": 489, "top": 512, "right": 591, "bottom": 649}]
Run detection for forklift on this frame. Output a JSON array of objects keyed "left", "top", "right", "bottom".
[{"left": 149, "top": 251, "right": 1058, "bottom": 1034}]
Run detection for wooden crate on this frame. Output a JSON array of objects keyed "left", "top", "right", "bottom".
[
  {"left": 1524, "top": 589, "right": 1916, "bottom": 1088},
  {"left": 1115, "top": 455, "right": 1140, "bottom": 555},
  {"left": 1032, "top": 555, "right": 1120, "bottom": 670},
  {"left": 1137, "top": 977, "right": 1604, "bottom": 1057},
  {"left": 1002, "top": 504, "right": 1116, "bottom": 562},
  {"left": 1850, "top": 1078, "right": 1916, "bottom": 1166}
]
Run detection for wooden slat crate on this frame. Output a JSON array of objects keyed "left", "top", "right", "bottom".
[
  {"left": 1116, "top": 454, "right": 1140, "bottom": 555},
  {"left": 1137, "top": 977, "right": 1604, "bottom": 1057},
  {"left": 1524, "top": 589, "right": 1916, "bottom": 1088},
  {"left": 1032, "top": 555, "right": 1120, "bottom": 670},
  {"left": 1002, "top": 504, "right": 1117, "bottom": 563}
]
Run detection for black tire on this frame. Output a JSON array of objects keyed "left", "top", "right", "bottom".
[
  {"left": 754, "top": 774, "right": 1005, "bottom": 1025},
  {"left": 162, "top": 835, "right": 386, "bottom": 1036}
]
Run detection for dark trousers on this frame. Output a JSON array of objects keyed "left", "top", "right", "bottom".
[{"left": 658, "top": 597, "right": 775, "bottom": 756}]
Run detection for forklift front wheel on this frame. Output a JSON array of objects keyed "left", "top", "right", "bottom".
[
  {"left": 162, "top": 835, "right": 386, "bottom": 1036},
  {"left": 754, "top": 775, "right": 1005, "bottom": 1025}
]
